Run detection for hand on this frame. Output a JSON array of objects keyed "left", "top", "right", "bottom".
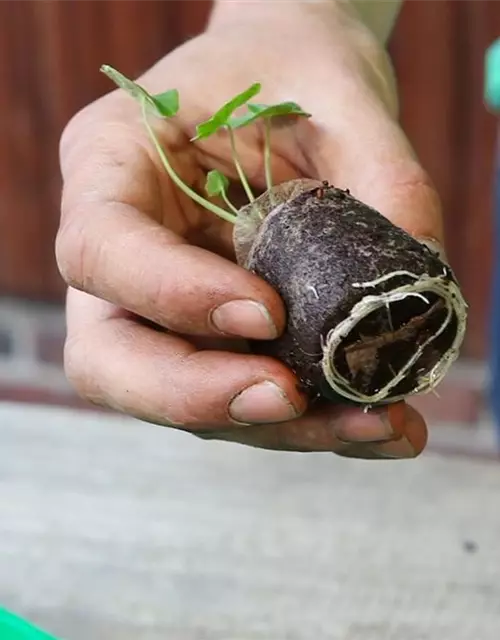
[{"left": 56, "top": 1, "right": 442, "bottom": 458}]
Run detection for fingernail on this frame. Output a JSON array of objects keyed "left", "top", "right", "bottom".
[
  {"left": 368, "top": 436, "right": 416, "bottom": 459},
  {"left": 418, "top": 237, "right": 448, "bottom": 264},
  {"left": 228, "top": 381, "right": 299, "bottom": 424},
  {"left": 211, "top": 300, "right": 277, "bottom": 339},
  {"left": 334, "top": 407, "right": 395, "bottom": 443}
]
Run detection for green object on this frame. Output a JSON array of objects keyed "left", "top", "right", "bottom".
[
  {"left": 100, "top": 65, "right": 237, "bottom": 224},
  {"left": 205, "top": 170, "right": 238, "bottom": 214},
  {"left": 229, "top": 101, "right": 310, "bottom": 129},
  {"left": 0, "top": 608, "right": 60, "bottom": 640},
  {"left": 205, "top": 169, "right": 230, "bottom": 197},
  {"left": 99, "top": 63, "right": 309, "bottom": 216},
  {"left": 191, "top": 83, "right": 261, "bottom": 141},
  {"left": 485, "top": 38, "right": 500, "bottom": 112},
  {"left": 99, "top": 65, "right": 179, "bottom": 118}
]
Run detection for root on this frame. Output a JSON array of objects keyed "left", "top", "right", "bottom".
[
  {"left": 307, "top": 284, "right": 319, "bottom": 300},
  {"left": 385, "top": 300, "right": 394, "bottom": 331},
  {"left": 321, "top": 273, "right": 468, "bottom": 404},
  {"left": 352, "top": 270, "right": 420, "bottom": 289},
  {"left": 344, "top": 298, "right": 445, "bottom": 378}
]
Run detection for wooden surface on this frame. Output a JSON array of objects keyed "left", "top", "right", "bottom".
[
  {"left": 0, "top": 0, "right": 498, "bottom": 359},
  {"left": 0, "top": 0, "right": 211, "bottom": 301},
  {"left": 389, "top": 0, "right": 500, "bottom": 359},
  {"left": 1, "top": 402, "right": 500, "bottom": 639}
]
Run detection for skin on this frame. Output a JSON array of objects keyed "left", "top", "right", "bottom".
[{"left": 56, "top": 1, "right": 444, "bottom": 459}]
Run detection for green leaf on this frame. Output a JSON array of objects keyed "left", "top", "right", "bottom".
[
  {"left": 100, "top": 64, "right": 150, "bottom": 102},
  {"left": 249, "top": 102, "right": 311, "bottom": 117},
  {"left": 229, "top": 101, "right": 311, "bottom": 129},
  {"left": 205, "top": 170, "right": 230, "bottom": 197},
  {"left": 151, "top": 89, "right": 179, "bottom": 117},
  {"left": 100, "top": 65, "right": 179, "bottom": 118},
  {"left": 192, "top": 83, "right": 262, "bottom": 141}
]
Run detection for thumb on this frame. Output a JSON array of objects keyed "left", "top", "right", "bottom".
[{"left": 305, "top": 89, "right": 445, "bottom": 250}]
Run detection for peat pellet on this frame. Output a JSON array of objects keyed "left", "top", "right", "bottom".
[{"left": 234, "top": 180, "right": 467, "bottom": 406}]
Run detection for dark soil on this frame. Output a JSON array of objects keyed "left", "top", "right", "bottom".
[{"left": 235, "top": 181, "right": 461, "bottom": 405}]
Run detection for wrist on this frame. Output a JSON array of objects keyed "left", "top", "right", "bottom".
[
  {"left": 209, "top": 1, "right": 401, "bottom": 46},
  {"left": 208, "top": 1, "right": 352, "bottom": 32},
  {"left": 348, "top": 0, "right": 402, "bottom": 44},
  {"left": 207, "top": 0, "right": 399, "bottom": 116}
]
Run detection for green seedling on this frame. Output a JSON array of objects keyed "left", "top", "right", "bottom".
[
  {"left": 191, "top": 83, "right": 262, "bottom": 141},
  {"left": 100, "top": 65, "right": 179, "bottom": 117},
  {"left": 101, "top": 65, "right": 310, "bottom": 219},
  {"left": 229, "top": 102, "right": 310, "bottom": 191},
  {"left": 100, "top": 65, "right": 236, "bottom": 224},
  {"left": 191, "top": 83, "right": 261, "bottom": 202},
  {"left": 193, "top": 88, "right": 311, "bottom": 198}
]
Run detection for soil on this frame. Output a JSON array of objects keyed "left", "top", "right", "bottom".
[{"left": 234, "top": 180, "right": 464, "bottom": 405}]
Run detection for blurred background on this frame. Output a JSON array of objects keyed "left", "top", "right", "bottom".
[{"left": 0, "top": 0, "right": 499, "bottom": 455}]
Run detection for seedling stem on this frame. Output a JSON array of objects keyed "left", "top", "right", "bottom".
[
  {"left": 140, "top": 100, "right": 237, "bottom": 224},
  {"left": 264, "top": 120, "right": 273, "bottom": 191},
  {"left": 228, "top": 127, "right": 255, "bottom": 202}
]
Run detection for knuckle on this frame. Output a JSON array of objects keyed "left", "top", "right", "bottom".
[
  {"left": 394, "top": 166, "right": 442, "bottom": 213},
  {"left": 55, "top": 213, "right": 88, "bottom": 290},
  {"left": 59, "top": 103, "right": 95, "bottom": 157},
  {"left": 158, "top": 390, "right": 195, "bottom": 428},
  {"left": 60, "top": 90, "right": 121, "bottom": 160},
  {"left": 63, "top": 332, "right": 98, "bottom": 402},
  {"left": 59, "top": 102, "right": 101, "bottom": 166}
]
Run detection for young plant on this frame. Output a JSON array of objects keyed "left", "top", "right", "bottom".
[
  {"left": 100, "top": 64, "right": 468, "bottom": 409},
  {"left": 191, "top": 82, "right": 261, "bottom": 202},
  {"left": 100, "top": 65, "right": 237, "bottom": 224},
  {"left": 193, "top": 90, "right": 310, "bottom": 197},
  {"left": 229, "top": 101, "right": 310, "bottom": 191}
]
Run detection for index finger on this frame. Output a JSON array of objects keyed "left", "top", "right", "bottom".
[{"left": 56, "top": 105, "right": 287, "bottom": 340}]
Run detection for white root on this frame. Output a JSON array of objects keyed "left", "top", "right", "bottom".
[
  {"left": 320, "top": 273, "right": 467, "bottom": 404},
  {"left": 404, "top": 292, "right": 431, "bottom": 305},
  {"left": 352, "top": 270, "right": 420, "bottom": 289},
  {"left": 307, "top": 284, "right": 319, "bottom": 300},
  {"left": 384, "top": 300, "right": 394, "bottom": 331}
]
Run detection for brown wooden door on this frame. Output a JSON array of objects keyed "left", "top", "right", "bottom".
[
  {"left": 0, "top": 0, "right": 211, "bottom": 301},
  {"left": 389, "top": 0, "right": 500, "bottom": 359},
  {"left": 0, "top": 0, "right": 497, "bottom": 359}
]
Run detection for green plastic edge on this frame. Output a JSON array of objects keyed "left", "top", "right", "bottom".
[
  {"left": 485, "top": 37, "right": 500, "bottom": 111},
  {"left": 0, "top": 608, "right": 60, "bottom": 640}
]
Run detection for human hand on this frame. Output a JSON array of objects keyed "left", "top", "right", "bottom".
[{"left": 56, "top": 1, "right": 443, "bottom": 458}]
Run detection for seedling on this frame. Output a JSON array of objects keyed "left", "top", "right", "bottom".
[
  {"left": 191, "top": 82, "right": 262, "bottom": 202},
  {"left": 100, "top": 64, "right": 468, "bottom": 407},
  {"left": 101, "top": 66, "right": 310, "bottom": 219},
  {"left": 229, "top": 101, "right": 310, "bottom": 191},
  {"left": 192, "top": 88, "right": 310, "bottom": 197}
]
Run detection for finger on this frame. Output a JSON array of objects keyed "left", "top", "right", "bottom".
[
  {"left": 65, "top": 289, "right": 306, "bottom": 428},
  {"left": 301, "top": 83, "right": 444, "bottom": 247},
  {"left": 198, "top": 402, "right": 428, "bottom": 459},
  {"left": 57, "top": 124, "right": 286, "bottom": 340}
]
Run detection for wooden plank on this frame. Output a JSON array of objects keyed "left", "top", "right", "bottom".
[
  {"left": 390, "top": 0, "right": 500, "bottom": 358},
  {"left": 0, "top": 0, "right": 210, "bottom": 300}
]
